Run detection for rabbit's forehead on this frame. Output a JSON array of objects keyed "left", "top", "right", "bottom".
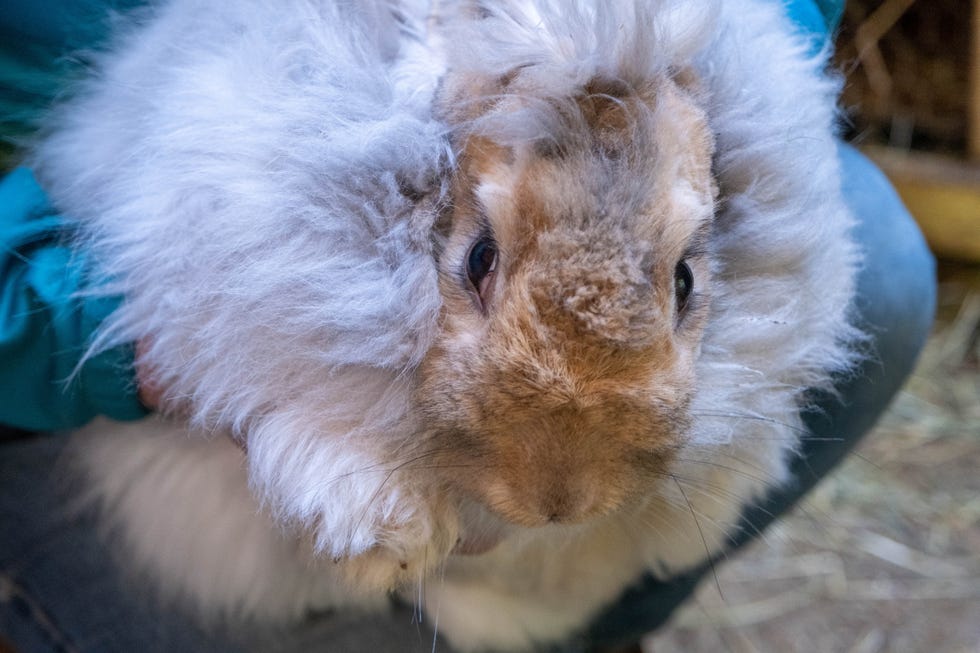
[{"left": 470, "top": 81, "right": 715, "bottom": 263}]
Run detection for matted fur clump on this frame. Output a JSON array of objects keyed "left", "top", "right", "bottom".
[{"left": 33, "top": 0, "right": 861, "bottom": 650}]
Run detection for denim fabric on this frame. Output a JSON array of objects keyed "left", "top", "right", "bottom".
[{"left": 0, "top": 144, "right": 936, "bottom": 652}]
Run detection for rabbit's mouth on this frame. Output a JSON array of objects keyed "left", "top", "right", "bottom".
[
  {"left": 453, "top": 530, "right": 504, "bottom": 555},
  {"left": 451, "top": 497, "right": 511, "bottom": 555}
]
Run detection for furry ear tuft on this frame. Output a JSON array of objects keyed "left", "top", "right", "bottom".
[{"left": 576, "top": 76, "right": 639, "bottom": 157}]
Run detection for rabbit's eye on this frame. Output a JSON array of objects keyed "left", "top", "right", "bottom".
[
  {"left": 466, "top": 236, "right": 498, "bottom": 306},
  {"left": 674, "top": 260, "right": 693, "bottom": 312}
]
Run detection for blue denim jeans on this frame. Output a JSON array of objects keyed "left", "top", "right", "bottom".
[{"left": 0, "top": 144, "right": 936, "bottom": 652}]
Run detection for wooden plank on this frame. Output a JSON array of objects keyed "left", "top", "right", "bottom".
[
  {"left": 863, "top": 146, "right": 980, "bottom": 263},
  {"left": 971, "top": 0, "right": 980, "bottom": 160}
]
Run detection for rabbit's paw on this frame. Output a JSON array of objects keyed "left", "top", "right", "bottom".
[
  {"left": 245, "top": 415, "right": 459, "bottom": 590},
  {"left": 327, "top": 482, "right": 461, "bottom": 590}
]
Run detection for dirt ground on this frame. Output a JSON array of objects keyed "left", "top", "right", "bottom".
[{"left": 643, "top": 264, "right": 980, "bottom": 653}]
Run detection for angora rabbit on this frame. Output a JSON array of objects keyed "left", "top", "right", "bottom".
[{"left": 33, "top": 0, "right": 861, "bottom": 650}]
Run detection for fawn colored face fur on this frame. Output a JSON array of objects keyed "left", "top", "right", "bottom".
[{"left": 417, "top": 71, "right": 718, "bottom": 527}]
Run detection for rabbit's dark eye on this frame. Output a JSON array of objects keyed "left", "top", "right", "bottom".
[
  {"left": 674, "top": 260, "right": 693, "bottom": 312},
  {"left": 466, "top": 235, "right": 498, "bottom": 307}
]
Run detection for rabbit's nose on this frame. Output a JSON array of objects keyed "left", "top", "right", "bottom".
[
  {"left": 481, "top": 473, "right": 619, "bottom": 527},
  {"left": 539, "top": 489, "right": 578, "bottom": 524}
]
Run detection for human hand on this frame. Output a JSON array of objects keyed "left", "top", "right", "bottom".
[{"left": 135, "top": 339, "right": 164, "bottom": 410}]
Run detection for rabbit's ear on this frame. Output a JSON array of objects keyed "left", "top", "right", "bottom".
[
  {"left": 436, "top": 70, "right": 506, "bottom": 129},
  {"left": 574, "top": 76, "right": 637, "bottom": 157}
]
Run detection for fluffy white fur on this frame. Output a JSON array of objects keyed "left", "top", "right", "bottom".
[{"left": 35, "top": 0, "right": 860, "bottom": 650}]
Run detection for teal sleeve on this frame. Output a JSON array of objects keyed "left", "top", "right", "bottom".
[
  {"left": 1, "top": 0, "right": 146, "bottom": 139},
  {"left": 0, "top": 167, "right": 148, "bottom": 431},
  {"left": 782, "top": 0, "right": 845, "bottom": 47}
]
